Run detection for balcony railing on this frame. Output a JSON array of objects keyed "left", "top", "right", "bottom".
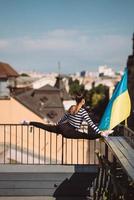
[
  {"left": 116, "top": 124, "right": 134, "bottom": 147},
  {"left": 0, "top": 124, "right": 106, "bottom": 165}
]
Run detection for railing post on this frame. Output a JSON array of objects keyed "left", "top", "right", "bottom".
[
  {"left": 61, "top": 136, "right": 64, "bottom": 165},
  {"left": 105, "top": 143, "right": 108, "bottom": 160}
]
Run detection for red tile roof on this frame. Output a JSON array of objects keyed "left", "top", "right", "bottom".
[{"left": 0, "top": 62, "right": 19, "bottom": 78}]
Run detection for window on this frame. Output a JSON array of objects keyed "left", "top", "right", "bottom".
[{"left": 0, "top": 80, "right": 10, "bottom": 98}]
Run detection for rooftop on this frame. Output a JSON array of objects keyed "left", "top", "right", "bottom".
[
  {"left": 14, "top": 84, "right": 64, "bottom": 123},
  {"left": 0, "top": 62, "right": 19, "bottom": 78}
]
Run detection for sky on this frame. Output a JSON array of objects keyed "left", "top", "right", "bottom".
[{"left": 0, "top": 0, "right": 134, "bottom": 74}]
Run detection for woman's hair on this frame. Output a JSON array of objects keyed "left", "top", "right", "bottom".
[
  {"left": 68, "top": 105, "right": 76, "bottom": 114},
  {"left": 75, "top": 93, "right": 84, "bottom": 104}
]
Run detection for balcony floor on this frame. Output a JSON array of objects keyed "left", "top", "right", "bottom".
[{"left": 0, "top": 164, "right": 97, "bottom": 199}]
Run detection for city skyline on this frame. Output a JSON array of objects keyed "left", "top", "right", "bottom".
[{"left": 0, "top": 0, "right": 134, "bottom": 74}]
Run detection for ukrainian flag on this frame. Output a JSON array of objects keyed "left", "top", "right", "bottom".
[{"left": 99, "top": 68, "right": 131, "bottom": 130}]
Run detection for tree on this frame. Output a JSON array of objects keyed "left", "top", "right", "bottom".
[
  {"left": 68, "top": 77, "right": 85, "bottom": 98},
  {"left": 20, "top": 73, "right": 30, "bottom": 77},
  {"left": 88, "top": 84, "right": 109, "bottom": 121},
  {"left": 68, "top": 79, "right": 109, "bottom": 122}
]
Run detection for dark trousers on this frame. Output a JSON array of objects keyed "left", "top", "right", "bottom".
[{"left": 30, "top": 121, "right": 101, "bottom": 140}]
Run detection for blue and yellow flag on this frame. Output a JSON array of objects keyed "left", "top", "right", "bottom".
[{"left": 99, "top": 68, "right": 131, "bottom": 130}]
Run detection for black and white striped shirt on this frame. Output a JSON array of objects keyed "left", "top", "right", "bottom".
[{"left": 58, "top": 107, "right": 101, "bottom": 134}]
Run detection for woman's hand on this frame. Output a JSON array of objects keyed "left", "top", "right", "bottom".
[{"left": 100, "top": 130, "right": 114, "bottom": 137}]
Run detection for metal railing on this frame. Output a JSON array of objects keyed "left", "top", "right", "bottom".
[
  {"left": 0, "top": 124, "right": 105, "bottom": 165},
  {"left": 116, "top": 124, "right": 134, "bottom": 147}
]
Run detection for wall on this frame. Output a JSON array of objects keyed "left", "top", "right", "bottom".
[{"left": 0, "top": 97, "right": 45, "bottom": 124}]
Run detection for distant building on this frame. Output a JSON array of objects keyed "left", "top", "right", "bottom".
[
  {"left": 82, "top": 76, "right": 95, "bottom": 90},
  {"left": 15, "top": 74, "right": 36, "bottom": 87},
  {"left": 14, "top": 84, "right": 65, "bottom": 123},
  {"left": 99, "top": 65, "right": 115, "bottom": 77},
  {"left": 0, "top": 62, "right": 19, "bottom": 98},
  {"left": 80, "top": 70, "right": 86, "bottom": 77},
  {"left": 32, "top": 74, "right": 56, "bottom": 89},
  {"left": 0, "top": 67, "right": 65, "bottom": 163}
]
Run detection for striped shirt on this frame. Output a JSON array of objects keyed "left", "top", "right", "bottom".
[{"left": 58, "top": 107, "right": 101, "bottom": 134}]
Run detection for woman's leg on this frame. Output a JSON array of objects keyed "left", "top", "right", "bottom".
[
  {"left": 60, "top": 123, "right": 101, "bottom": 140},
  {"left": 30, "top": 122, "right": 101, "bottom": 140},
  {"left": 29, "top": 121, "right": 60, "bottom": 134},
  {"left": 63, "top": 130, "right": 101, "bottom": 139}
]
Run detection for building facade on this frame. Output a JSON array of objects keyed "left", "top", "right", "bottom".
[{"left": 127, "top": 33, "right": 134, "bottom": 130}]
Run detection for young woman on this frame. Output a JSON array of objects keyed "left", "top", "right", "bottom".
[{"left": 29, "top": 93, "right": 112, "bottom": 139}]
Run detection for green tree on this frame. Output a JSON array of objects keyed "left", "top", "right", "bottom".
[
  {"left": 68, "top": 78, "right": 85, "bottom": 97},
  {"left": 68, "top": 79, "right": 109, "bottom": 121},
  {"left": 89, "top": 85, "right": 109, "bottom": 121},
  {"left": 20, "top": 73, "right": 30, "bottom": 77},
  {"left": 91, "top": 93, "right": 103, "bottom": 107}
]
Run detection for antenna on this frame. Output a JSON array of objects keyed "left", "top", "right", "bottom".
[{"left": 58, "top": 61, "right": 61, "bottom": 76}]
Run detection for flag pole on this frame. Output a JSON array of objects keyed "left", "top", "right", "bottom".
[{"left": 125, "top": 118, "right": 128, "bottom": 127}]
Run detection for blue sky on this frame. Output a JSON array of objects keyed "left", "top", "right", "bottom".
[{"left": 0, "top": 0, "right": 134, "bottom": 74}]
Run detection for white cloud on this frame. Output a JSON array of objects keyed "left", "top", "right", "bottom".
[
  {"left": 0, "top": 30, "right": 130, "bottom": 53},
  {"left": 21, "top": 37, "right": 75, "bottom": 50},
  {"left": 47, "top": 29, "right": 79, "bottom": 38},
  {"left": 0, "top": 29, "right": 131, "bottom": 72},
  {"left": 0, "top": 39, "right": 9, "bottom": 50}
]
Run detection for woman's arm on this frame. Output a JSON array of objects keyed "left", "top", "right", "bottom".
[
  {"left": 81, "top": 109, "right": 114, "bottom": 137},
  {"left": 82, "top": 109, "right": 101, "bottom": 134},
  {"left": 58, "top": 105, "right": 76, "bottom": 124},
  {"left": 58, "top": 112, "right": 69, "bottom": 124}
]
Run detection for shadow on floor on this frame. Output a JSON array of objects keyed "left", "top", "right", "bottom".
[{"left": 53, "top": 172, "right": 97, "bottom": 200}]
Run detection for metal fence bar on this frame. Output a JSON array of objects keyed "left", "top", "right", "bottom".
[
  {"left": 49, "top": 132, "right": 51, "bottom": 164},
  {"left": 71, "top": 139, "right": 73, "bottom": 164},
  {"left": 55, "top": 134, "right": 57, "bottom": 164},
  {"left": 21, "top": 125, "right": 23, "bottom": 164},
  {"left": 4, "top": 125, "right": 6, "bottom": 163},
  {"left": 83, "top": 139, "right": 84, "bottom": 164},
  {"left": 0, "top": 124, "right": 107, "bottom": 165},
  {"left": 44, "top": 130, "right": 46, "bottom": 164},
  {"left": 27, "top": 125, "right": 29, "bottom": 164},
  {"left": 38, "top": 128, "right": 40, "bottom": 164}
]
